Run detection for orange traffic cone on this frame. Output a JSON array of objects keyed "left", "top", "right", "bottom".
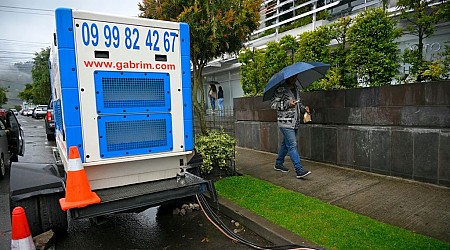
[
  {"left": 11, "top": 206, "right": 36, "bottom": 250},
  {"left": 59, "top": 146, "right": 101, "bottom": 211}
]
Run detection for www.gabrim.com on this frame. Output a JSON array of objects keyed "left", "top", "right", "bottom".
[{"left": 83, "top": 60, "right": 176, "bottom": 70}]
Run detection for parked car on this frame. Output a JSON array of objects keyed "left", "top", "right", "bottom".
[
  {"left": 32, "top": 105, "right": 48, "bottom": 119},
  {"left": 24, "top": 108, "right": 33, "bottom": 116},
  {"left": 0, "top": 109, "right": 6, "bottom": 120},
  {"left": 0, "top": 111, "right": 25, "bottom": 180},
  {"left": 45, "top": 100, "right": 55, "bottom": 141}
]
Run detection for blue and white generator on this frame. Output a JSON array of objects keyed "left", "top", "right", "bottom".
[
  {"left": 51, "top": 8, "right": 195, "bottom": 190},
  {"left": 9, "top": 8, "right": 212, "bottom": 236}
]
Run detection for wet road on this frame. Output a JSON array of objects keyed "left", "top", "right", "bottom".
[{"left": 1, "top": 115, "right": 271, "bottom": 249}]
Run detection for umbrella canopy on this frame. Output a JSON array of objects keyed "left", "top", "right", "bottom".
[
  {"left": 262, "top": 62, "right": 330, "bottom": 101},
  {"left": 207, "top": 80, "right": 220, "bottom": 85}
]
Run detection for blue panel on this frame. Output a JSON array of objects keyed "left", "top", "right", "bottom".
[
  {"left": 58, "top": 49, "right": 78, "bottom": 88},
  {"left": 179, "top": 23, "right": 190, "bottom": 57},
  {"left": 54, "top": 99, "right": 64, "bottom": 131},
  {"left": 65, "top": 126, "right": 85, "bottom": 162},
  {"left": 97, "top": 114, "right": 173, "bottom": 158},
  {"left": 184, "top": 119, "right": 194, "bottom": 150},
  {"left": 55, "top": 9, "right": 83, "bottom": 161},
  {"left": 61, "top": 89, "right": 81, "bottom": 126},
  {"left": 180, "top": 23, "right": 193, "bottom": 151},
  {"left": 55, "top": 8, "right": 75, "bottom": 49},
  {"left": 181, "top": 56, "right": 192, "bottom": 121},
  {"left": 94, "top": 71, "right": 171, "bottom": 114}
]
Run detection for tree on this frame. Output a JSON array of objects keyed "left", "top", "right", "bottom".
[
  {"left": 18, "top": 84, "right": 34, "bottom": 102},
  {"left": 328, "top": 17, "right": 356, "bottom": 88},
  {"left": 436, "top": 1, "right": 450, "bottom": 22},
  {"left": 264, "top": 41, "right": 289, "bottom": 83},
  {"left": 279, "top": 34, "right": 299, "bottom": 65},
  {"left": 18, "top": 48, "right": 51, "bottom": 104},
  {"left": 19, "top": 47, "right": 51, "bottom": 103},
  {"left": 294, "top": 25, "right": 331, "bottom": 63},
  {"left": 239, "top": 35, "right": 299, "bottom": 96},
  {"left": 396, "top": 0, "right": 443, "bottom": 81},
  {"left": 422, "top": 44, "right": 450, "bottom": 80},
  {"left": 238, "top": 48, "right": 266, "bottom": 96},
  {"left": 294, "top": 24, "right": 339, "bottom": 90},
  {"left": 347, "top": 8, "right": 401, "bottom": 87},
  {"left": 0, "top": 87, "right": 8, "bottom": 107},
  {"left": 139, "top": 0, "right": 261, "bottom": 135}
]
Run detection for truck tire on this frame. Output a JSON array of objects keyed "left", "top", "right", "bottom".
[
  {"left": 10, "top": 196, "right": 42, "bottom": 236},
  {"left": 39, "top": 193, "right": 68, "bottom": 235},
  {"left": 47, "top": 134, "right": 55, "bottom": 141},
  {"left": 0, "top": 155, "right": 5, "bottom": 180},
  {"left": 10, "top": 193, "right": 68, "bottom": 237},
  {"left": 10, "top": 154, "right": 18, "bottom": 163}
]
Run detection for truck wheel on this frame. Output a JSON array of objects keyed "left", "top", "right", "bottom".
[
  {"left": 0, "top": 156, "right": 5, "bottom": 180},
  {"left": 10, "top": 154, "right": 18, "bottom": 163},
  {"left": 47, "top": 134, "right": 55, "bottom": 141},
  {"left": 10, "top": 196, "right": 43, "bottom": 236},
  {"left": 39, "top": 193, "right": 68, "bottom": 235},
  {"left": 10, "top": 193, "right": 68, "bottom": 237}
]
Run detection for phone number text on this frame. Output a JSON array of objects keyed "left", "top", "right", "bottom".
[{"left": 79, "top": 22, "right": 178, "bottom": 52}]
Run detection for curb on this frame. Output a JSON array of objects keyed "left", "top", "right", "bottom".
[{"left": 207, "top": 195, "right": 322, "bottom": 249}]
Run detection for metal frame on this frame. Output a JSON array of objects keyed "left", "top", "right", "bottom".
[{"left": 70, "top": 172, "right": 213, "bottom": 219}]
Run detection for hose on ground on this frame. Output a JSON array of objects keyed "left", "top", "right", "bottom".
[{"left": 196, "top": 194, "right": 321, "bottom": 250}]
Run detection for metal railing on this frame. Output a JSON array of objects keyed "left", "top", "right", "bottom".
[
  {"left": 194, "top": 107, "right": 235, "bottom": 136},
  {"left": 193, "top": 106, "right": 237, "bottom": 176}
]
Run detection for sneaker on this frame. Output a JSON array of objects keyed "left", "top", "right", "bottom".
[
  {"left": 274, "top": 165, "right": 289, "bottom": 173},
  {"left": 296, "top": 169, "right": 311, "bottom": 179}
]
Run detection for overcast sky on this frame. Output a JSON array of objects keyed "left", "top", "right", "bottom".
[{"left": 0, "top": 0, "right": 142, "bottom": 68}]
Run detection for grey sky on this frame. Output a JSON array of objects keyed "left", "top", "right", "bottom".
[{"left": 0, "top": 0, "right": 141, "bottom": 66}]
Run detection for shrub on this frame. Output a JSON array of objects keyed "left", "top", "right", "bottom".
[{"left": 195, "top": 130, "right": 236, "bottom": 174}]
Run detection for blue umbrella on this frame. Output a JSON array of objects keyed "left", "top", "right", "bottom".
[{"left": 262, "top": 62, "right": 330, "bottom": 101}]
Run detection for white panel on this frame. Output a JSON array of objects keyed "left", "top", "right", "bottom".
[
  {"left": 86, "top": 155, "right": 189, "bottom": 190},
  {"left": 72, "top": 11, "right": 185, "bottom": 164}
]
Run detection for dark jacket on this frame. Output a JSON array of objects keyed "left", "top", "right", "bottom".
[{"left": 270, "top": 85, "right": 306, "bottom": 129}]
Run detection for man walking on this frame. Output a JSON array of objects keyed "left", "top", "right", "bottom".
[{"left": 270, "top": 75, "right": 311, "bottom": 179}]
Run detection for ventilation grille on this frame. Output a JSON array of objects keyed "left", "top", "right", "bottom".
[
  {"left": 54, "top": 100, "right": 63, "bottom": 130},
  {"left": 94, "top": 71, "right": 171, "bottom": 114},
  {"left": 98, "top": 114, "right": 172, "bottom": 158},
  {"left": 102, "top": 77, "right": 164, "bottom": 108}
]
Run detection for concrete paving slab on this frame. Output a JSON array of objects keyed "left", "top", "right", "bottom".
[
  {"left": 236, "top": 148, "right": 382, "bottom": 203},
  {"left": 332, "top": 178, "right": 450, "bottom": 242},
  {"left": 234, "top": 147, "right": 450, "bottom": 243}
]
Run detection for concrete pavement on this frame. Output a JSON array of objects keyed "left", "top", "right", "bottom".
[{"left": 220, "top": 146, "right": 450, "bottom": 244}]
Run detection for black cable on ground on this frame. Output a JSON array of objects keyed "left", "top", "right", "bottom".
[
  {"left": 196, "top": 194, "right": 313, "bottom": 250},
  {"left": 196, "top": 194, "right": 322, "bottom": 250}
]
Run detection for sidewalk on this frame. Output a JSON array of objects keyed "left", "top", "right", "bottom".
[{"left": 231, "top": 146, "right": 450, "bottom": 243}]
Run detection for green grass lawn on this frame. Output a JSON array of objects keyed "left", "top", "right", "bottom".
[{"left": 215, "top": 175, "right": 450, "bottom": 250}]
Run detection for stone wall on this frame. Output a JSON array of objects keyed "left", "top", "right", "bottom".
[{"left": 234, "top": 81, "right": 450, "bottom": 187}]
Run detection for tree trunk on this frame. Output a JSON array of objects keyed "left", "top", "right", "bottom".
[{"left": 417, "top": 26, "right": 424, "bottom": 82}]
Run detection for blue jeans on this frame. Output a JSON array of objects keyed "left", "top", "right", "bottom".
[
  {"left": 210, "top": 96, "right": 216, "bottom": 110},
  {"left": 276, "top": 127, "right": 304, "bottom": 172},
  {"left": 218, "top": 98, "right": 224, "bottom": 114}
]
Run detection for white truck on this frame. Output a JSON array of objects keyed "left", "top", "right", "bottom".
[{"left": 10, "top": 8, "right": 212, "bottom": 236}]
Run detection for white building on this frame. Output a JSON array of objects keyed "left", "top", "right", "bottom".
[{"left": 202, "top": 0, "right": 450, "bottom": 109}]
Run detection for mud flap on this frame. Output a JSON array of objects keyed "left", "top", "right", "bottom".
[{"left": 10, "top": 162, "right": 65, "bottom": 201}]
